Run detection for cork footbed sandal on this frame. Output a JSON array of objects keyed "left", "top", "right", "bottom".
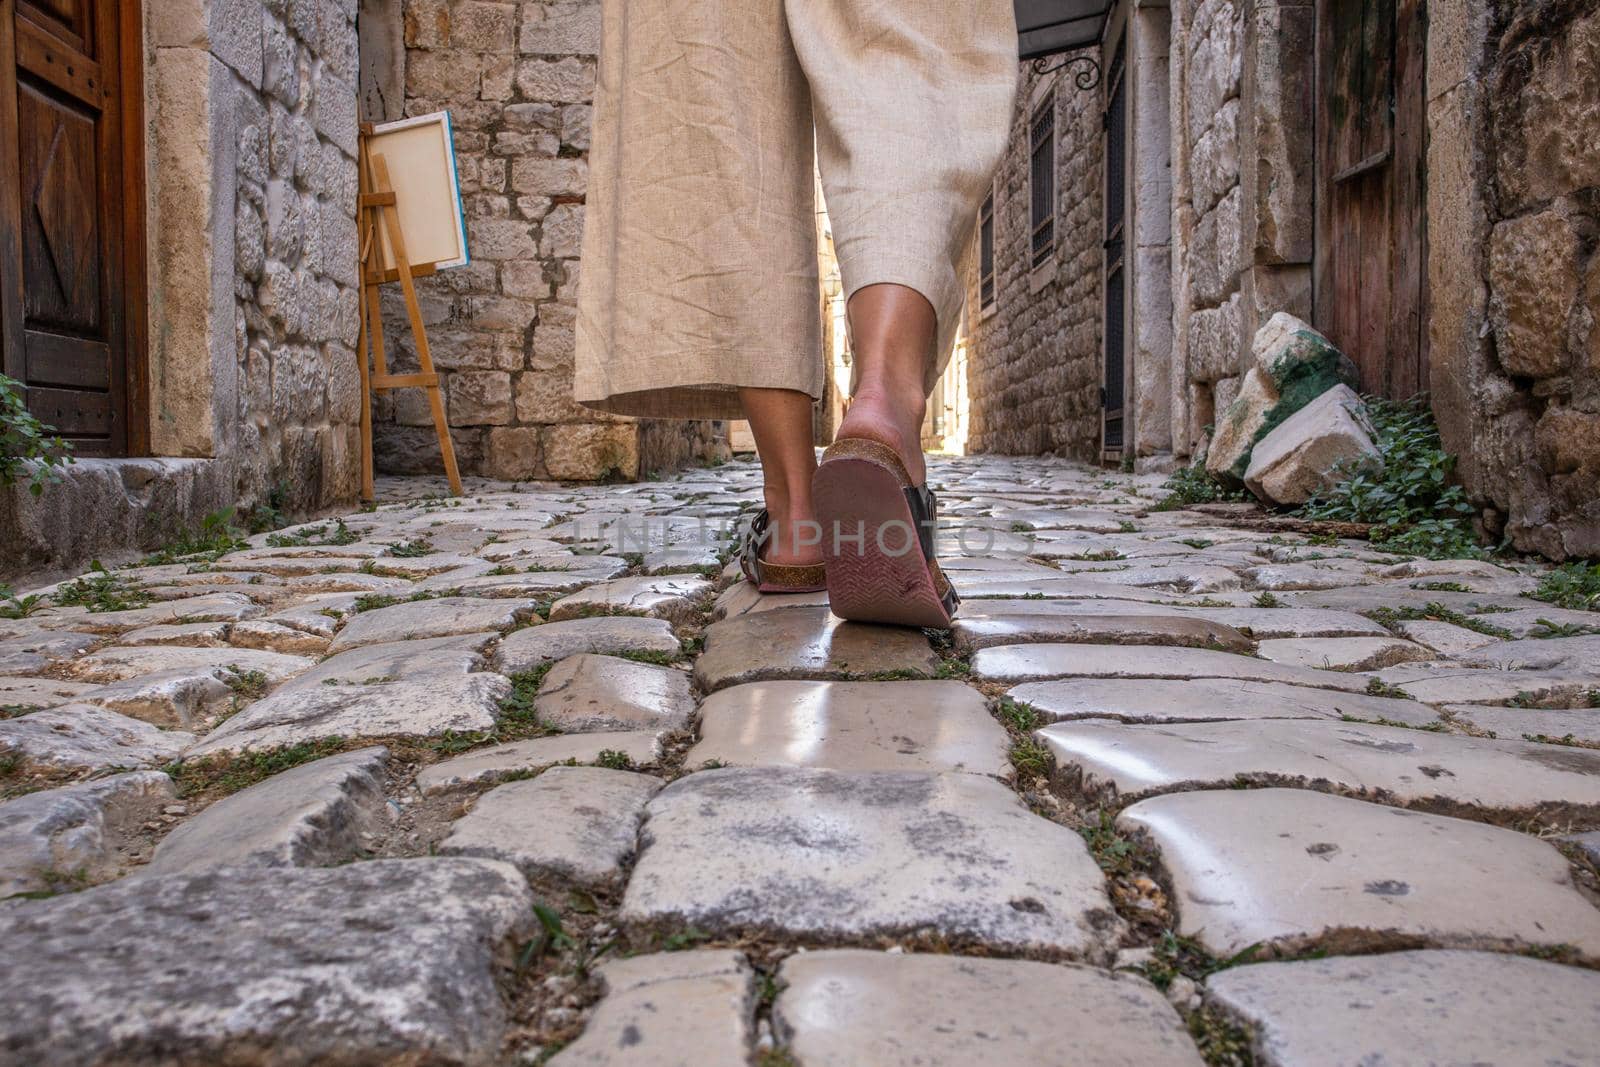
[
  {"left": 812, "top": 437, "right": 961, "bottom": 629},
  {"left": 738, "top": 509, "right": 827, "bottom": 594}
]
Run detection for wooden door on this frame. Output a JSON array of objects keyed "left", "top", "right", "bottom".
[
  {"left": 1314, "top": 0, "right": 1426, "bottom": 399},
  {"left": 0, "top": 0, "right": 144, "bottom": 456},
  {"left": 1102, "top": 38, "right": 1127, "bottom": 456}
]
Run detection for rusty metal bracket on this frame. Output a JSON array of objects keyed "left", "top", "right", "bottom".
[{"left": 1030, "top": 52, "right": 1102, "bottom": 91}]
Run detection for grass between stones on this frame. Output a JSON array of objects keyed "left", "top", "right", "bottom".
[
  {"left": 163, "top": 738, "right": 347, "bottom": 801},
  {"left": 54, "top": 564, "right": 153, "bottom": 613},
  {"left": 1530, "top": 561, "right": 1600, "bottom": 613},
  {"left": 1364, "top": 602, "right": 1515, "bottom": 639}
]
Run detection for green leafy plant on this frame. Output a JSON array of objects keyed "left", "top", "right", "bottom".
[
  {"left": 595, "top": 749, "right": 634, "bottom": 771},
  {"left": 0, "top": 373, "right": 73, "bottom": 496},
  {"left": 1529, "top": 562, "right": 1600, "bottom": 613},
  {"left": 1153, "top": 464, "right": 1249, "bottom": 511},
  {"left": 266, "top": 519, "right": 358, "bottom": 549},
  {"left": 143, "top": 508, "right": 250, "bottom": 565},
  {"left": 1252, "top": 591, "right": 1281, "bottom": 608},
  {"left": 1299, "top": 397, "right": 1483, "bottom": 560},
  {"left": 0, "top": 584, "right": 44, "bottom": 619},
  {"left": 163, "top": 738, "right": 345, "bottom": 798},
  {"left": 386, "top": 537, "right": 435, "bottom": 558},
  {"left": 1529, "top": 618, "right": 1600, "bottom": 639},
  {"left": 55, "top": 563, "right": 153, "bottom": 613},
  {"left": 1365, "top": 602, "right": 1514, "bottom": 640}
]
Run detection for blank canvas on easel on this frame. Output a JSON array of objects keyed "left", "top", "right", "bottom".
[{"left": 366, "top": 112, "right": 470, "bottom": 272}]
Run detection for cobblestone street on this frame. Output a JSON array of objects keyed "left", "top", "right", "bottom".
[{"left": 3, "top": 455, "right": 1599, "bottom": 1065}]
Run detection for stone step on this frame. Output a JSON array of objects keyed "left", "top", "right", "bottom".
[
  {"left": 686, "top": 680, "right": 1011, "bottom": 776},
  {"left": 972, "top": 643, "right": 1372, "bottom": 691},
  {"left": 0, "top": 859, "right": 533, "bottom": 1064},
  {"left": 1206, "top": 950, "right": 1600, "bottom": 1067},
  {"left": 1039, "top": 718, "right": 1600, "bottom": 823},
  {"left": 694, "top": 606, "right": 938, "bottom": 692},
  {"left": 1118, "top": 788, "right": 1600, "bottom": 958},
  {"left": 621, "top": 766, "right": 1122, "bottom": 958},
  {"left": 440, "top": 765, "right": 661, "bottom": 889},
  {"left": 774, "top": 950, "right": 1204, "bottom": 1067},
  {"left": 146, "top": 747, "right": 390, "bottom": 874},
  {"left": 1008, "top": 677, "right": 1441, "bottom": 727},
  {"left": 548, "top": 951, "right": 754, "bottom": 1067},
  {"left": 0, "top": 772, "right": 174, "bottom": 897}
]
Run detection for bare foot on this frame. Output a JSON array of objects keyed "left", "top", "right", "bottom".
[{"left": 837, "top": 386, "right": 928, "bottom": 484}]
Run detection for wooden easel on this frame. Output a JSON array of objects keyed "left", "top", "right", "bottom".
[{"left": 354, "top": 124, "right": 463, "bottom": 503}]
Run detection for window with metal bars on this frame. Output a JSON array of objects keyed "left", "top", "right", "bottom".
[
  {"left": 979, "top": 192, "right": 996, "bottom": 310},
  {"left": 1030, "top": 95, "right": 1056, "bottom": 268}
]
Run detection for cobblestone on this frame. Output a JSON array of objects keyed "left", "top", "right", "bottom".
[{"left": 1, "top": 458, "right": 1596, "bottom": 1062}]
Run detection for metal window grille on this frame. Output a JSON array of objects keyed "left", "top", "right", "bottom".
[
  {"left": 1030, "top": 97, "right": 1056, "bottom": 268},
  {"left": 979, "top": 193, "right": 996, "bottom": 308}
]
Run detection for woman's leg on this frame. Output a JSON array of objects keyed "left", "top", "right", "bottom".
[
  {"left": 836, "top": 283, "right": 937, "bottom": 486},
  {"left": 739, "top": 387, "right": 821, "bottom": 566}
]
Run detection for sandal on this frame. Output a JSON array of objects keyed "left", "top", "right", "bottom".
[
  {"left": 738, "top": 508, "right": 827, "bottom": 594},
  {"left": 811, "top": 437, "right": 961, "bottom": 628}
]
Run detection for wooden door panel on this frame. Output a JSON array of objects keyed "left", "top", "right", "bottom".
[
  {"left": 18, "top": 81, "right": 100, "bottom": 331},
  {"left": 1, "top": 0, "right": 135, "bottom": 455},
  {"left": 1314, "top": 0, "right": 1424, "bottom": 400}
]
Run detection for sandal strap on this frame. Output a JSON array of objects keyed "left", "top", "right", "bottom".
[{"left": 739, "top": 508, "right": 826, "bottom": 591}]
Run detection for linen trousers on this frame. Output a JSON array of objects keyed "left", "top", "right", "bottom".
[{"left": 573, "top": 0, "right": 1019, "bottom": 420}]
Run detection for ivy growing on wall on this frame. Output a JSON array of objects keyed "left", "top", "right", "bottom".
[{"left": 0, "top": 374, "right": 73, "bottom": 496}]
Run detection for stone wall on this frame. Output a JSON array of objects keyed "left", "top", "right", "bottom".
[
  {"left": 370, "top": 0, "right": 724, "bottom": 482},
  {"left": 1431, "top": 0, "right": 1600, "bottom": 558},
  {"left": 1168, "top": 0, "right": 1313, "bottom": 461},
  {"left": 964, "top": 65, "right": 1105, "bottom": 459},
  {"left": 229, "top": 0, "right": 365, "bottom": 514}
]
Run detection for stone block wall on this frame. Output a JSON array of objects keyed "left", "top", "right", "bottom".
[
  {"left": 1168, "top": 0, "right": 1313, "bottom": 461},
  {"left": 230, "top": 0, "right": 365, "bottom": 514},
  {"left": 1431, "top": 0, "right": 1600, "bottom": 558},
  {"left": 369, "top": 0, "right": 724, "bottom": 482},
  {"left": 964, "top": 66, "right": 1104, "bottom": 460}
]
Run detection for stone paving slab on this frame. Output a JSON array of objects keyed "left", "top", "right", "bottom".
[
  {"left": 694, "top": 606, "right": 938, "bottom": 691},
  {"left": 952, "top": 613, "right": 1254, "bottom": 652},
  {"left": 1009, "top": 678, "right": 1442, "bottom": 727},
  {"left": 190, "top": 669, "right": 512, "bottom": 755},
  {"left": 622, "top": 767, "right": 1122, "bottom": 957},
  {"left": 686, "top": 680, "right": 1012, "bottom": 776},
  {"left": 0, "top": 631, "right": 98, "bottom": 675},
  {"left": 146, "top": 748, "right": 391, "bottom": 874},
  {"left": 0, "top": 676, "right": 100, "bottom": 710},
  {"left": 1369, "top": 665, "right": 1600, "bottom": 707},
  {"left": 0, "top": 705, "right": 194, "bottom": 772},
  {"left": 946, "top": 599, "right": 1391, "bottom": 638},
  {"left": 1444, "top": 704, "right": 1600, "bottom": 746},
  {"left": 277, "top": 633, "right": 496, "bottom": 691},
  {"left": 535, "top": 654, "right": 695, "bottom": 733},
  {"left": 65, "top": 645, "right": 315, "bottom": 685},
  {"left": 0, "top": 772, "right": 173, "bottom": 897},
  {"left": 547, "top": 575, "right": 713, "bottom": 623},
  {"left": 1391, "top": 618, "right": 1499, "bottom": 655},
  {"left": 494, "top": 616, "right": 681, "bottom": 674},
  {"left": 120, "top": 621, "right": 233, "bottom": 647},
  {"left": 972, "top": 643, "right": 1371, "bottom": 691},
  {"left": 0, "top": 858, "right": 534, "bottom": 1065},
  {"left": 774, "top": 950, "right": 1204, "bottom": 1067},
  {"left": 76, "top": 667, "right": 234, "bottom": 729},
  {"left": 1206, "top": 950, "right": 1600, "bottom": 1067},
  {"left": 61, "top": 593, "right": 263, "bottom": 634},
  {"left": 228, "top": 619, "right": 332, "bottom": 655},
  {"left": 548, "top": 951, "right": 753, "bottom": 1067},
  {"left": 1039, "top": 718, "right": 1600, "bottom": 820},
  {"left": 417, "top": 731, "right": 664, "bottom": 794},
  {"left": 1254, "top": 636, "right": 1434, "bottom": 671},
  {"left": 1119, "top": 788, "right": 1600, "bottom": 958},
  {"left": 440, "top": 766, "right": 661, "bottom": 889},
  {"left": 710, "top": 580, "right": 832, "bottom": 619},
  {"left": 1452, "top": 633, "right": 1600, "bottom": 672},
  {"left": 326, "top": 597, "right": 535, "bottom": 653}
]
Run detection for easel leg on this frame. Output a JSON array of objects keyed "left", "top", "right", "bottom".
[{"left": 370, "top": 153, "right": 463, "bottom": 496}]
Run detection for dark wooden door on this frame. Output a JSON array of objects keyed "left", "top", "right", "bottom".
[
  {"left": 1313, "top": 0, "right": 1426, "bottom": 399},
  {"left": 0, "top": 0, "right": 144, "bottom": 456},
  {"left": 1102, "top": 38, "right": 1127, "bottom": 456}
]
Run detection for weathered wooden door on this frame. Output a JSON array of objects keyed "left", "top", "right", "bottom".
[
  {"left": 0, "top": 0, "right": 144, "bottom": 456},
  {"left": 1314, "top": 0, "right": 1426, "bottom": 399},
  {"left": 1102, "top": 38, "right": 1127, "bottom": 456}
]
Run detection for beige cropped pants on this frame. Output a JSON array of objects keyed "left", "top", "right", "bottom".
[{"left": 573, "top": 0, "right": 1019, "bottom": 420}]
